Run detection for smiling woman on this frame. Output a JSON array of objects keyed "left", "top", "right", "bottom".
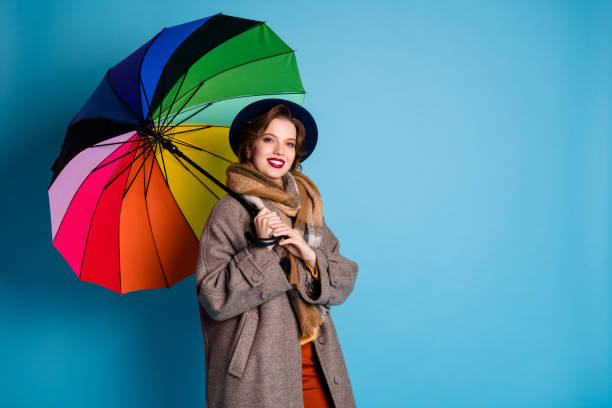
[
  {"left": 235, "top": 104, "right": 308, "bottom": 176},
  {"left": 248, "top": 116, "right": 298, "bottom": 186},
  {"left": 195, "top": 98, "right": 359, "bottom": 407}
]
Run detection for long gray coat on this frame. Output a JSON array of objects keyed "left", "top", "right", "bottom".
[{"left": 195, "top": 194, "right": 359, "bottom": 407}]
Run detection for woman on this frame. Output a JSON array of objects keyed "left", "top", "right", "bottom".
[{"left": 195, "top": 98, "right": 359, "bottom": 407}]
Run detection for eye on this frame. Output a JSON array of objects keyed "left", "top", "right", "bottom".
[
  {"left": 287, "top": 142, "right": 295, "bottom": 148},
  {"left": 263, "top": 137, "right": 273, "bottom": 142}
]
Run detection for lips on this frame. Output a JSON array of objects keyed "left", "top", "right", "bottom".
[{"left": 267, "top": 158, "right": 285, "bottom": 168}]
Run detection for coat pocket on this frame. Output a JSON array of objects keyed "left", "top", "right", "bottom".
[{"left": 227, "top": 309, "right": 259, "bottom": 378}]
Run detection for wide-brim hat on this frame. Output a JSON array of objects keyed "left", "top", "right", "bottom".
[{"left": 228, "top": 98, "right": 318, "bottom": 163}]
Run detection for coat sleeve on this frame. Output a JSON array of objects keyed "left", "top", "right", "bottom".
[
  {"left": 296, "top": 216, "right": 359, "bottom": 306},
  {"left": 196, "top": 200, "right": 292, "bottom": 321}
]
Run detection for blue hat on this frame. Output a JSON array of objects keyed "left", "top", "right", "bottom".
[{"left": 228, "top": 98, "right": 318, "bottom": 162}]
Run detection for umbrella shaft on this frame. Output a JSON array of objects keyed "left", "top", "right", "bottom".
[{"left": 165, "top": 141, "right": 260, "bottom": 219}]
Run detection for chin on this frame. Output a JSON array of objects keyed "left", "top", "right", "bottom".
[{"left": 266, "top": 170, "right": 286, "bottom": 179}]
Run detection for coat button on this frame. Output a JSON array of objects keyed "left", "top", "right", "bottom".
[
  {"left": 318, "top": 336, "right": 326, "bottom": 345},
  {"left": 260, "top": 291, "right": 270, "bottom": 300},
  {"left": 334, "top": 374, "right": 341, "bottom": 384},
  {"left": 251, "top": 273, "right": 262, "bottom": 282}
]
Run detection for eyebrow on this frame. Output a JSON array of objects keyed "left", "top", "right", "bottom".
[{"left": 262, "top": 132, "right": 296, "bottom": 142}]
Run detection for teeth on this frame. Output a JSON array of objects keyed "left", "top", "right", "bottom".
[{"left": 269, "top": 159, "right": 283, "bottom": 165}]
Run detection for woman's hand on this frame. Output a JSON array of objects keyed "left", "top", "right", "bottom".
[
  {"left": 253, "top": 208, "right": 285, "bottom": 250},
  {"left": 270, "top": 223, "right": 317, "bottom": 266}
]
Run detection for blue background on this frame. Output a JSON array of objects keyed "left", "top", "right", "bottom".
[{"left": 2, "top": 0, "right": 611, "bottom": 406}]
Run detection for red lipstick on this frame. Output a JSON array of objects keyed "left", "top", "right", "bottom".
[{"left": 267, "top": 158, "right": 285, "bottom": 168}]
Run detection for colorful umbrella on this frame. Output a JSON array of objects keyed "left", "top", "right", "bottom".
[{"left": 48, "top": 12, "right": 306, "bottom": 294}]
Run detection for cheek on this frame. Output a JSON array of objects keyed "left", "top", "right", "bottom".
[{"left": 251, "top": 144, "right": 266, "bottom": 160}]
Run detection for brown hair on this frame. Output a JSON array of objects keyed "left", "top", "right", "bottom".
[{"left": 235, "top": 104, "right": 308, "bottom": 172}]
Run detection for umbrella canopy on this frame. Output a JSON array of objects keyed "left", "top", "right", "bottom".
[{"left": 48, "top": 13, "right": 306, "bottom": 293}]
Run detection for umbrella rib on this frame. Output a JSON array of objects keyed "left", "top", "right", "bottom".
[
  {"left": 160, "top": 82, "right": 205, "bottom": 131},
  {"left": 140, "top": 76, "right": 151, "bottom": 114},
  {"left": 159, "top": 72, "right": 187, "bottom": 134},
  {"left": 163, "top": 102, "right": 212, "bottom": 133},
  {"left": 122, "top": 142, "right": 154, "bottom": 198},
  {"left": 93, "top": 139, "right": 149, "bottom": 173},
  {"left": 118, "top": 180, "right": 122, "bottom": 295},
  {"left": 137, "top": 29, "right": 164, "bottom": 122},
  {"left": 93, "top": 136, "right": 150, "bottom": 148},
  {"left": 156, "top": 68, "right": 167, "bottom": 129},
  {"left": 165, "top": 136, "right": 234, "bottom": 164},
  {"left": 144, "top": 182, "right": 170, "bottom": 289},
  {"left": 164, "top": 137, "right": 206, "bottom": 152},
  {"left": 139, "top": 141, "right": 170, "bottom": 289},
  {"left": 105, "top": 70, "right": 141, "bottom": 125},
  {"left": 144, "top": 143, "right": 158, "bottom": 197},
  {"left": 104, "top": 142, "right": 152, "bottom": 190},
  {"left": 153, "top": 49, "right": 297, "bottom": 123},
  {"left": 152, "top": 146, "right": 200, "bottom": 243},
  {"left": 78, "top": 177, "right": 110, "bottom": 284},
  {"left": 158, "top": 143, "right": 169, "bottom": 188},
  {"left": 168, "top": 151, "right": 221, "bottom": 200},
  {"left": 164, "top": 124, "right": 215, "bottom": 135}
]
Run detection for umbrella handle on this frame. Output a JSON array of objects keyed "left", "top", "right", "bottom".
[{"left": 245, "top": 230, "right": 283, "bottom": 246}]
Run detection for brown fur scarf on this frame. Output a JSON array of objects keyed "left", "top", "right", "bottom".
[{"left": 225, "top": 161, "right": 325, "bottom": 340}]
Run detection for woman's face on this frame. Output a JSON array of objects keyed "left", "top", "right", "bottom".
[{"left": 249, "top": 117, "right": 297, "bottom": 186}]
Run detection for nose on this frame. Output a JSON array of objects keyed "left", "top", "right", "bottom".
[{"left": 273, "top": 141, "right": 284, "bottom": 156}]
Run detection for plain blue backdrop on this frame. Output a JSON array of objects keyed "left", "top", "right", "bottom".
[{"left": 1, "top": 0, "right": 611, "bottom": 406}]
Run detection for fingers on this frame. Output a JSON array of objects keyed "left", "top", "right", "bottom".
[
  {"left": 254, "top": 218, "right": 270, "bottom": 239},
  {"left": 254, "top": 209, "right": 272, "bottom": 238},
  {"left": 256, "top": 208, "right": 282, "bottom": 223},
  {"left": 254, "top": 208, "right": 312, "bottom": 243},
  {"left": 279, "top": 236, "right": 295, "bottom": 244},
  {"left": 255, "top": 208, "right": 270, "bottom": 220},
  {"left": 271, "top": 225, "right": 296, "bottom": 237},
  {"left": 254, "top": 208, "right": 284, "bottom": 239}
]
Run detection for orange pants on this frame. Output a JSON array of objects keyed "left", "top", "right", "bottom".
[{"left": 302, "top": 341, "right": 334, "bottom": 408}]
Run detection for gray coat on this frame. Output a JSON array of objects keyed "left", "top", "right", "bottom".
[{"left": 195, "top": 194, "right": 359, "bottom": 407}]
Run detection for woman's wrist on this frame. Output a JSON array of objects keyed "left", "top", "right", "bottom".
[{"left": 303, "top": 248, "right": 317, "bottom": 267}]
